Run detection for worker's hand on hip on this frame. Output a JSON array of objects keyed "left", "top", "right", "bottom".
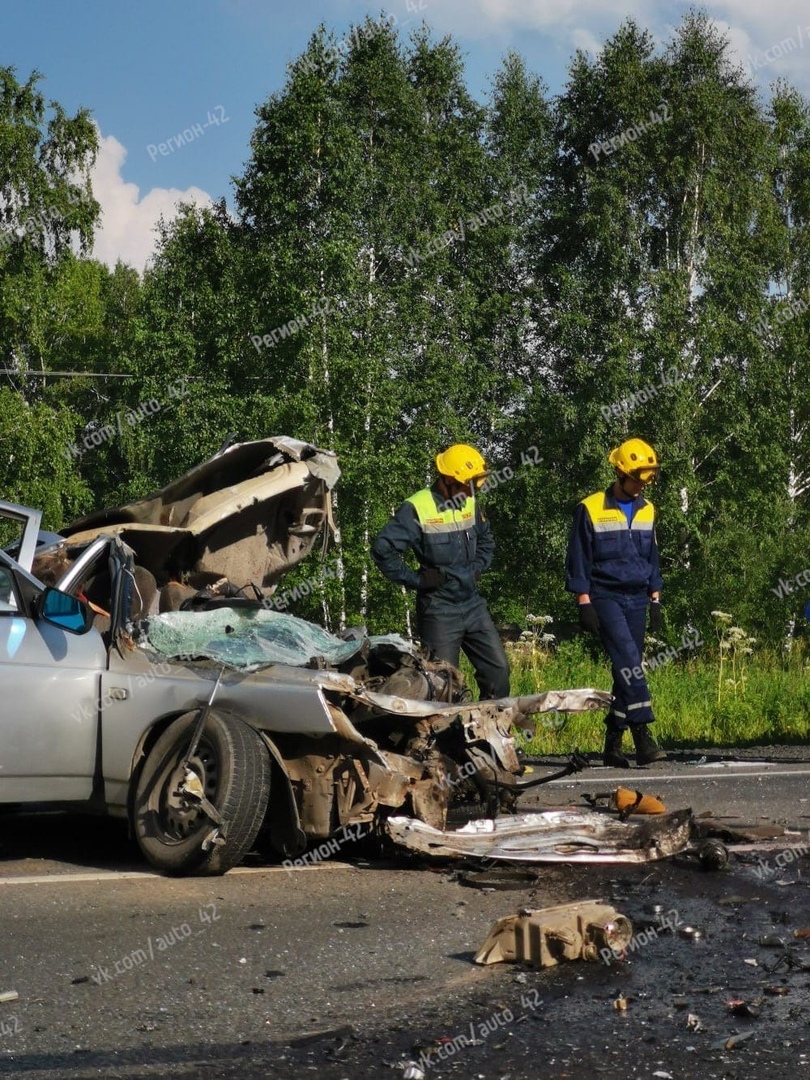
[
  {"left": 417, "top": 568, "right": 447, "bottom": 591},
  {"left": 578, "top": 602, "right": 600, "bottom": 634},
  {"left": 648, "top": 601, "right": 663, "bottom": 632}
]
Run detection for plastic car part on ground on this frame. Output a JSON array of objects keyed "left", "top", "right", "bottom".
[
  {"left": 140, "top": 607, "right": 414, "bottom": 670},
  {"left": 583, "top": 788, "right": 667, "bottom": 817},
  {"left": 475, "top": 899, "right": 633, "bottom": 967},
  {"left": 385, "top": 808, "right": 693, "bottom": 862}
]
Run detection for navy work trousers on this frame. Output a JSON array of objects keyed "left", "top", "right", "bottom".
[
  {"left": 591, "top": 591, "right": 655, "bottom": 729},
  {"left": 417, "top": 593, "right": 511, "bottom": 700}
]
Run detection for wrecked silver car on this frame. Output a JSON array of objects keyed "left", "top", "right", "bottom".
[{"left": 0, "top": 437, "right": 610, "bottom": 876}]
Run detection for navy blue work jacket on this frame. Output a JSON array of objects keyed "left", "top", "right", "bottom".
[
  {"left": 371, "top": 483, "right": 494, "bottom": 604},
  {"left": 565, "top": 487, "right": 663, "bottom": 596}
]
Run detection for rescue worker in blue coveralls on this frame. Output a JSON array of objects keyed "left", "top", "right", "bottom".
[
  {"left": 371, "top": 444, "right": 511, "bottom": 701},
  {"left": 565, "top": 438, "right": 668, "bottom": 768}
]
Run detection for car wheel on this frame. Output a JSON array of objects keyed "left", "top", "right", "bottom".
[{"left": 133, "top": 710, "right": 271, "bottom": 876}]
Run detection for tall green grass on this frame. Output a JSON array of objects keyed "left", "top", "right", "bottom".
[{"left": 485, "top": 637, "right": 810, "bottom": 755}]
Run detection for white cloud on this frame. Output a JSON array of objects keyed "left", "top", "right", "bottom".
[
  {"left": 429, "top": 0, "right": 658, "bottom": 40},
  {"left": 570, "top": 27, "right": 604, "bottom": 58},
  {"left": 90, "top": 131, "right": 213, "bottom": 272},
  {"left": 429, "top": 0, "right": 810, "bottom": 98}
]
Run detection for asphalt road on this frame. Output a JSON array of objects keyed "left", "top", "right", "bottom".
[{"left": 0, "top": 748, "right": 808, "bottom": 1079}]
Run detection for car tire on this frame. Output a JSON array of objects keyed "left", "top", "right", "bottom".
[{"left": 133, "top": 709, "right": 271, "bottom": 876}]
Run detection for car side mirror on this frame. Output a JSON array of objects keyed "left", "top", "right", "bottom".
[{"left": 39, "top": 588, "right": 92, "bottom": 634}]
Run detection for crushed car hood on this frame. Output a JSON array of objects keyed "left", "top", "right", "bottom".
[{"left": 59, "top": 437, "right": 339, "bottom": 594}]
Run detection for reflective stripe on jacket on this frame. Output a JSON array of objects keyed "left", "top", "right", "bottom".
[
  {"left": 565, "top": 488, "right": 662, "bottom": 596},
  {"left": 405, "top": 488, "right": 475, "bottom": 534},
  {"left": 371, "top": 484, "right": 493, "bottom": 603}
]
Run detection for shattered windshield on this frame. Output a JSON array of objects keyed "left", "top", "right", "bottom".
[{"left": 140, "top": 607, "right": 414, "bottom": 670}]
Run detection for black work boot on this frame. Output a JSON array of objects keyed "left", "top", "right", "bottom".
[
  {"left": 603, "top": 724, "right": 630, "bottom": 768},
  {"left": 631, "top": 725, "right": 667, "bottom": 765}
]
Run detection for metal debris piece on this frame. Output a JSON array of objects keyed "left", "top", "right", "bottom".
[
  {"left": 763, "top": 985, "right": 789, "bottom": 996},
  {"left": 387, "top": 808, "right": 692, "bottom": 864},
  {"left": 0, "top": 991, "right": 18, "bottom": 1003},
  {"left": 613, "top": 994, "right": 629, "bottom": 1012},
  {"left": 402, "top": 1064, "right": 425, "bottom": 1080},
  {"left": 696, "top": 838, "right": 729, "bottom": 870},
  {"left": 459, "top": 867, "right": 541, "bottom": 891},
  {"left": 719, "top": 1029, "right": 756, "bottom": 1050},
  {"left": 285, "top": 1023, "right": 355, "bottom": 1048},
  {"left": 726, "top": 1000, "right": 761, "bottom": 1018},
  {"left": 692, "top": 819, "right": 788, "bottom": 843},
  {"left": 475, "top": 899, "right": 633, "bottom": 968},
  {"left": 758, "top": 934, "right": 786, "bottom": 947},
  {"left": 764, "top": 952, "right": 809, "bottom": 974},
  {"left": 678, "top": 926, "right": 704, "bottom": 941},
  {"left": 686, "top": 1014, "right": 703, "bottom": 1032}
]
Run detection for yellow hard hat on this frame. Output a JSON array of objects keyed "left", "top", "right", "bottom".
[
  {"left": 608, "top": 438, "right": 659, "bottom": 483},
  {"left": 435, "top": 444, "right": 487, "bottom": 485}
]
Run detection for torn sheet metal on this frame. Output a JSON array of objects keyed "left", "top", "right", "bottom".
[
  {"left": 346, "top": 689, "right": 610, "bottom": 781},
  {"left": 386, "top": 808, "right": 693, "bottom": 863},
  {"left": 356, "top": 688, "right": 612, "bottom": 722},
  {"left": 61, "top": 437, "right": 339, "bottom": 592},
  {"left": 475, "top": 900, "right": 633, "bottom": 967}
]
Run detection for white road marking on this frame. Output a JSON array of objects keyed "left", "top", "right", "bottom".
[
  {"left": 0, "top": 862, "right": 354, "bottom": 886},
  {"left": 548, "top": 767, "right": 810, "bottom": 785}
]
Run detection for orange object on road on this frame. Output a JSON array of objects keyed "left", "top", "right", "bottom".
[{"left": 612, "top": 787, "right": 666, "bottom": 816}]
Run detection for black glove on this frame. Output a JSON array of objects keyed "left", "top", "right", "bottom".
[
  {"left": 578, "top": 602, "right": 600, "bottom": 634},
  {"left": 417, "top": 568, "right": 447, "bottom": 591},
  {"left": 648, "top": 601, "right": 663, "bottom": 632}
]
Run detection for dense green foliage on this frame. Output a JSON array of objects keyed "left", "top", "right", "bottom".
[
  {"left": 1, "top": 13, "right": 810, "bottom": 658},
  {"left": 506, "top": 636, "right": 810, "bottom": 754}
]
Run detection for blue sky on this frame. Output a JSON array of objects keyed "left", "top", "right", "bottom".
[{"left": 6, "top": 0, "right": 810, "bottom": 268}]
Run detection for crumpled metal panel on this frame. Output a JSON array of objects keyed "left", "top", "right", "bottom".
[
  {"left": 386, "top": 808, "right": 693, "bottom": 863},
  {"left": 371, "top": 751, "right": 447, "bottom": 829},
  {"left": 460, "top": 710, "right": 520, "bottom": 773},
  {"left": 61, "top": 437, "right": 339, "bottom": 592},
  {"left": 353, "top": 688, "right": 612, "bottom": 723}
]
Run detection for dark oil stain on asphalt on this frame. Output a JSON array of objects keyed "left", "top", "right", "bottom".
[{"left": 272, "top": 854, "right": 810, "bottom": 1079}]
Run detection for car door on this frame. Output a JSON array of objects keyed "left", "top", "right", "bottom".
[{"left": 0, "top": 556, "right": 107, "bottom": 803}]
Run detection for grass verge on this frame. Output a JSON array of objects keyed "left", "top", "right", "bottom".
[{"left": 481, "top": 638, "right": 810, "bottom": 756}]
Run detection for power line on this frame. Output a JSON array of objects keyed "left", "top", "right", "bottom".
[{"left": 0, "top": 370, "right": 136, "bottom": 378}]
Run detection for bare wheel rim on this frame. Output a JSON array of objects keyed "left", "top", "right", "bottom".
[{"left": 152, "top": 740, "right": 220, "bottom": 844}]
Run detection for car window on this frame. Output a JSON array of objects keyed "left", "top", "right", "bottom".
[{"left": 0, "top": 567, "right": 18, "bottom": 612}]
